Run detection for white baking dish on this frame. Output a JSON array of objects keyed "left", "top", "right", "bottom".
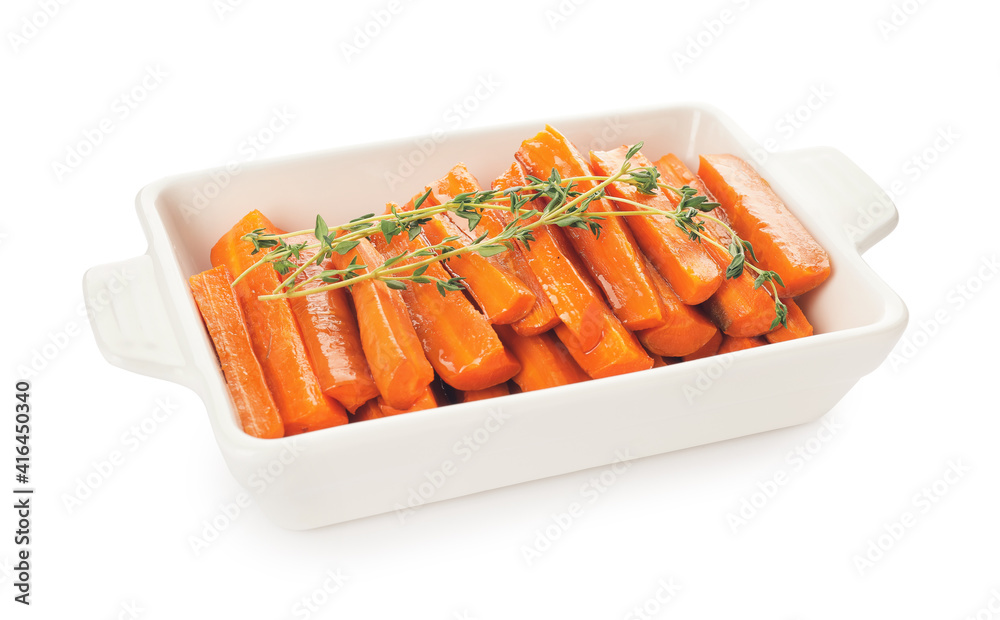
[{"left": 83, "top": 104, "right": 907, "bottom": 529}]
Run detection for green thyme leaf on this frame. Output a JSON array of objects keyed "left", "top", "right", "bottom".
[
  {"left": 381, "top": 219, "right": 400, "bottom": 244},
  {"left": 624, "top": 141, "right": 644, "bottom": 162},
  {"left": 315, "top": 215, "right": 329, "bottom": 244},
  {"left": 412, "top": 188, "right": 432, "bottom": 210},
  {"left": 725, "top": 254, "right": 745, "bottom": 280},
  {"left": 476, "top": 244, "right": 507, "bottom": 257},
  {"left": 770, "top": 299, "right": 789, "bottom": 330},
  {"left": 741, "top": 239, "right": 760, "bottom": 263},
  {"left": 333, "top": 239, "right": 360, "bottom": 255}
]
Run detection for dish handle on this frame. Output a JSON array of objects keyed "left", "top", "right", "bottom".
[
  {"left": 83, "top": 254, "right": 201, "bottom": 390},
  {"left": 767, "top": 146, "right": 897, "bottom": 255}
]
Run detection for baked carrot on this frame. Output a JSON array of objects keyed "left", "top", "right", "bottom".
[
  {"left": 189, "top": 265, "right": 284, "bottom": 439},
  {"left": 765, "top": 298, "right": 814, "bottom": 344},
  {"left": 372, "top": 207, "right": 521, "bottom": 391},
  {"left": 503, "top": 247, "right": 562, "bottom": 336},
  {"left": 210, "top": 211, "right": 349, "bottom": 434},
  {"left": 555, "top": 309, "right": 653, "bottom": 380},
  {"left": 649, "top": 355, "right": 669, "bottom": 368},
  {"left": 698, "top": 154, "right": 831, "bottom": 298},
  {"left": 350, "top": 399, "right": 385, "bottom": 422},
  {"left": 590, "top": 146, "right": 722, "bottom": 304},
  {"left": 454, "top": 383, "right": 511, "bottom": 403},
  {"left": 283, "top": 233, "right": 379, "bottom": 412},
  {"left": 516, "top": 125, "right": 667, "bottom": 330},
  {"left": 718, "top": 335, "right": 768, "bottom": 354},
  {"left": 681, "top": 329, "right": 723, "bottom": 362},
  {"left": 429, "top": 164, "right": 559, "bottom": 335},
  {"left": 378, "top": 383, "right": 445, "bottom": 416},
  {"left": 491, "top": 162, "right": 607, "bottom": 351},
  {"left": 494, "top": 324, "right": 590, "bottom": 392},
  {"left": 352, "top": 383, "right": 447, "bottom": 421},
  {"left": 635, "top": 259, "right": 719, "bottom": 358},
  {"left": 654, "top": 155, "right": 777, "bottom": 337},
  {"left": 327, "top": 238, "right": 434, "bottom": 411},
  {"left": 407, "top": 177, "right": 536, "bottom": 325}
]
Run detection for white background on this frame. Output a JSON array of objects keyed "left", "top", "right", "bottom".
[{"left": 3, "top": 0, "right": 999, "bottom": 618}]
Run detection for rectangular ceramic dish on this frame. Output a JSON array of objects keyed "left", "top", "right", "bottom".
[{"left": 83, "top": 104, "right": 908, "bottom": 529}]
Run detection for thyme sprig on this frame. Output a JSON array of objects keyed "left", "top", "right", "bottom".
[{"left": 234, "top": 142, "right": 789, "bottom": 328}]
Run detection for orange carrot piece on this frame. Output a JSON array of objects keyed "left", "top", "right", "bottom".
[
  {"left": 655, "top": 155, "right": 777, "bottom": 337},
  {"left": 718, "top": 335, "right": 768, "bottom": 354},
  {"left": 636, "top": 259, "right": 719, "bottom": 357},
  {"left": 429, "top": 164, "right": 559, "bottom": 335},
  {"left": 491, "top": 162, "right": 607, "bottom": 351},
  {"left": 504, "top": 249, "right": 562, "bottom": 336},
  {"left": 378, "top": 383, "right": 445, "bottom": 416},
  {"left": 494, "top": 324, "right": 590, "bottom": 392},
  {"left": 407, "top": 176, "right": 536, "bottom": 325},
  {"left": 590, "top": 146, "right": 722, "bottom": 304},
  {"left": 352, "top": 383, "right": 447, "bottom": 421},
  {"left": 455, "top": 383, "right": 511, "bottom": 403},
  {"left": 554, "top": 309, "right": 653, "bottom": 380},
  {"left": 350, "top": 399, "right": 385, "bottom": 422},
  {"left": 284, "top": 233, "right": 379, "bottom": 412},
  {"left": 350, "top": 384, "right": 446, "bottom": 421},
  {"left": 681, "top": 329, "right": 723, "bottom": 362},
  {"left": 328, "top": 238, "right": 434, "bottom": 411},
  {"left": 698, "top": 154, "right": 831, "bottom": 298},
  {"left": 765, "top": 298, "right": 814, "bottom": 344},
  {"left": 190, "top": 265, "right": 284, "bottom": 439},
  {"left": 516, "top": 125, "right": 667, "bottom": 330},
  {"left": 372, "top": 208, "right": 521, "bottom": 391},
  {"left": 210, "top": 210, "right": 348, "bottom": 435}
]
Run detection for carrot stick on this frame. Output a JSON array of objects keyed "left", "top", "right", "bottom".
[
  {"left": 516, "top": 125, "right": 667, "bottom": 330},
  {"left": 351, "top": 381, "right": 448, "bottom": 421},
  {"left": 189, "top": 265, "right": 284, "bottom": 439},
  {"left": 454, "top": 383, "right": 510, "bottom": 403},
  {"left": 681, "top": 329, "right": 723, "bottom": 362},
  {"left": 590, "top": 146, "right": 722, "bottom": 304},
  {"left": 698, "top": 154, "right": 831, "bottom": 298},
  {"left": 327, "top": 238, "right": 434, "bottom": 411},
  {"left": 491, "top": 162, "right": 607, "bottom": 351},
  {"left": 654, "top": 155, "right": 777, "bottom": 337},
  {"left": 406, "top": 176, "right": 536, "bottom": 325},
  {"left": 283, "top": 233, "right": 379, "bottom": 412},
  {"left": 378, "top": 382, "right": 446, "bottom": 416},
  {"left": 494, "top": 324, "right": 590, "bottom": 392},
  {"left": 649, "top": 355, "right": 674, "bottom": 368},
  {"left": 554, "top": 309, "right": 653, "bottom": 380},
  {"left": 765, "top": 298, "right": 813, "bottom": 344},
  {"left": 371, "top": 208, "right": 521, "bottom": 391},
  {"left": 718, "top": 335, "right": 768, "bottom": 354},
  {"left": 429, "top": 164, "right": 559, "bottom": 335},
  {"left": 504, "top": 248, "right": 561, "bottom": 336},
  {"left": 210, "top": 211, "right": 349, "bottom": 434},
  {"left": 350, "top": 399, "right": 385, "bottom": 422},
  {"left": 635, "top": 259, "right": 719, "bottom": 357}
]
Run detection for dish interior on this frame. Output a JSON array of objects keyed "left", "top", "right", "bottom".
[{"left": 151, "top": 106, "right": 885, "bottom": 343}]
